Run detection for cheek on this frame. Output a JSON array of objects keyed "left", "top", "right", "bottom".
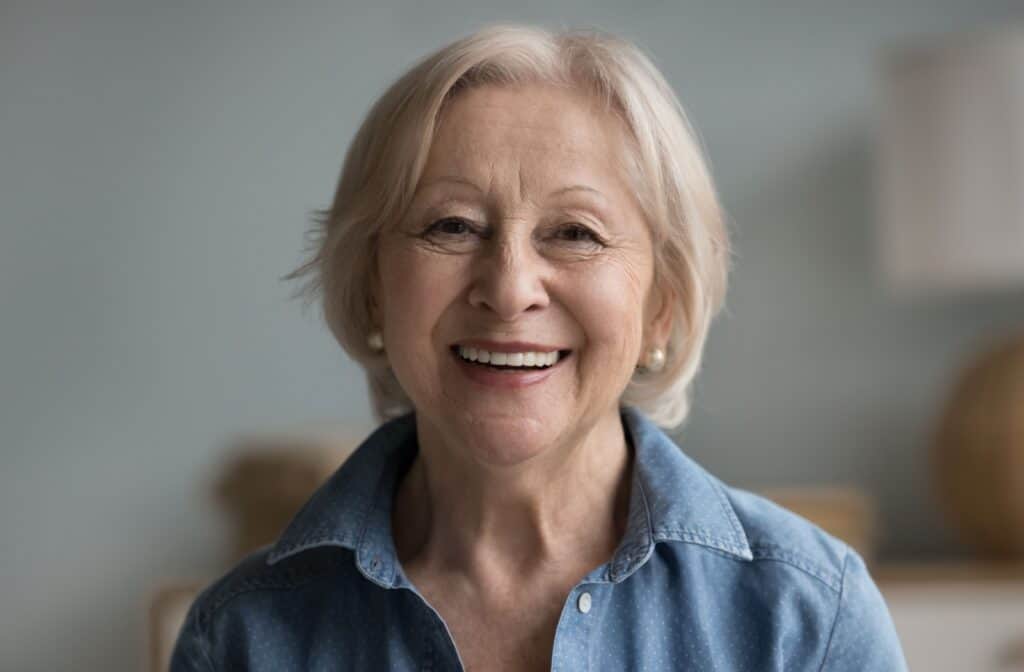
[
  {"left": 570, "top": 260, "right": 649, "bottom": 363},
  {"left": 378, "top": 246, "right": 466, "bottom": 351}
]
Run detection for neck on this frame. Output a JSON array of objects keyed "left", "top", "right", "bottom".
[{"left": 392, "top": 408, "right": 633, "bottom": 586}]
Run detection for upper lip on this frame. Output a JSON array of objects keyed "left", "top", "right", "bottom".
[{"left": 452, "top": 340, "right": 569, "bottom": 353}]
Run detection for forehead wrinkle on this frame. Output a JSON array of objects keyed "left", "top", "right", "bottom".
[{"left": 426, "top": 86, "right": 638, "bottom": 219}]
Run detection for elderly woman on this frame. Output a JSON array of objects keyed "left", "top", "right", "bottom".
[{"left": 172, "top": 24, "right": 906, "bottom": 671}]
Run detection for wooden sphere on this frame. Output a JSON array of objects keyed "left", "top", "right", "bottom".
[{"left": 934, "top": 334, "right": 1024, "bottom": 559}]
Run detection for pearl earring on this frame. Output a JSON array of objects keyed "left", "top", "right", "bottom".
[
  {"left": 643, "top": 346, "right": 666, "bottom": 373},
  {"left": 367, "top": 329, "right": 384, "bottom": 352}
]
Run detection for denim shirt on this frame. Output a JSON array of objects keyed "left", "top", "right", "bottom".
[{"left": 171, "top": 406, "right": 907, "bottom": 671}]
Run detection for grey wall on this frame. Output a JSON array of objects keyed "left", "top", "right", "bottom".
[{"left": 3, "top": 1, "right": 1023, "bottom": 669}]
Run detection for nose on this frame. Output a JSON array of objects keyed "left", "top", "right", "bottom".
[{"left": 467, "top": 229, "right": 550, "bottom": 321}]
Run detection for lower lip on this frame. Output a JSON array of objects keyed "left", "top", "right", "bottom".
[{"left": 452, "top": 350, "right": 568, "bottom": 389}]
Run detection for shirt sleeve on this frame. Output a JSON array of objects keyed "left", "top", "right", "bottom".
[
  {"left": 169, "top": 598, "right": 216, "bottom": 672},
  {"left": 818, "top": 547, "right": 909, "bottom": 671}
]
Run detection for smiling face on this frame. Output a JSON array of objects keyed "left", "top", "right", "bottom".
[{"left": 375, "top": 82, "right": 672, "bottom": 466}]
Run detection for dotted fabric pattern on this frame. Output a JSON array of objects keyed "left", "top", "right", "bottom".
[{"left": 170, "top": 408, "right": 908, "bottom": 671}]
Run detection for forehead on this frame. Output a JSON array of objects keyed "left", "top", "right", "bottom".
[{"left": 421, "top": 83, "right": 635, "bottom": 196}]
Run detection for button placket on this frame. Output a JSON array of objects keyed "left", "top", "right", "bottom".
[{"left": 551, "top": 586, "right": 597, "bottom": 672}]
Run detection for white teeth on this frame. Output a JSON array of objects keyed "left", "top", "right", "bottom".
[{"left": 457, "top": 346, "right": 562, "bottom": 368}]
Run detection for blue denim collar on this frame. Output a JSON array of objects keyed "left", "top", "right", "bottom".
[{"left": 266, "top": 405, "right": 752, "bottom": 585}]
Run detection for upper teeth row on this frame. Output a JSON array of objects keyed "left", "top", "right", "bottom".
[{"left": 458, "top": 346, "right": 560, "bottom": 367}]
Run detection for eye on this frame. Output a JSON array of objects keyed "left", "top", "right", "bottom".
[
  {"left": 425, "top": 217, "right": 473, "bottom": 237},
  {"left": 556, "top": 224, "right": 603, "bottom": 245}
]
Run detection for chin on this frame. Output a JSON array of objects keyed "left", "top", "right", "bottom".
[{"left": 456, "top": 411, "right": 561, "bottom": 467}]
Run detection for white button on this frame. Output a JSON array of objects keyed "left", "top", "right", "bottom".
[{"left": 577, "top": 591, "right": 592, "bottom": 614}]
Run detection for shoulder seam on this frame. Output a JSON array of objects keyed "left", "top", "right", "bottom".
[
  {"left": 817, "top": 545, "right": 851, "bottom": 672},
  {"left": 196, "top": 608, "right": 217, "bottom": 671},
  {"left": 182, "top": 593, "right": 217, "bottom": 670},
  {"left": 748, "top": 541, "right": 844, "bottom": 593},
  {"left": 197, "top": 551, "right": 346, "bottom": 631}
]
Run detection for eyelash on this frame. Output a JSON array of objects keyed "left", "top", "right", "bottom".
[
  {"left": 424, "top": 218, "right": 604, "bottom": 245},
  {"left": 558, "top": 224, "right": 602, "bottom": 244},
  {"left": 426, "top": 217, "right": 474, "bottom": 237}
]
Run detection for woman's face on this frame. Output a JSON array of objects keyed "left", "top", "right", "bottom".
[{"left": 376, "top": 83, "right": 671, "bottom": 466}]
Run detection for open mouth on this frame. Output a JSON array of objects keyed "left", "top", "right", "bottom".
[{"left": 450, "top": 345, "right": 572, "bottom": 372}]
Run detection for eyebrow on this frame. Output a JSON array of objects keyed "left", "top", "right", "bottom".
[{"left": 419, "top": 176, "right": 607, "bottom": 201}]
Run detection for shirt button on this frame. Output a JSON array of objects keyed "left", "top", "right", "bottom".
[{"left": 577, "top": 591, "right": 592, "bottom": 614}]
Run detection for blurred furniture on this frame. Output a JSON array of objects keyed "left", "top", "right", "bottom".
[
  {"left": 877, "top": 27, "right": 1024, "bottom": 294},
  {"left": 877, "top": 563, "right": 1024, "bottom": 671},
  {"left": 876, "top": 27, "right": 1024, "bottom": 560},
  {"left": 216, "top": 434, "right": 356, "bottom": 562},
  {"left": 935, "top": 339, "right": 1024, "bottom": 558},
  {"left": 149, "top": 429, "right": 360, "bottom": 672}
]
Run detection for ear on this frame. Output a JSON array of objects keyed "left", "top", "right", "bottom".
[{"left": 645, "top": 276, "right": 676, "bottom": 347}]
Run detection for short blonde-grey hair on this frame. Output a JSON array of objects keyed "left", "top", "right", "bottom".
[{"left": 285, "top": 23, "right": 731, "bottom": 430}]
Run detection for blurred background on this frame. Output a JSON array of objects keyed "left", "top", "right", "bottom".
[{"left": 3, "top": 0, "right": 1024, "bottom": 670}]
